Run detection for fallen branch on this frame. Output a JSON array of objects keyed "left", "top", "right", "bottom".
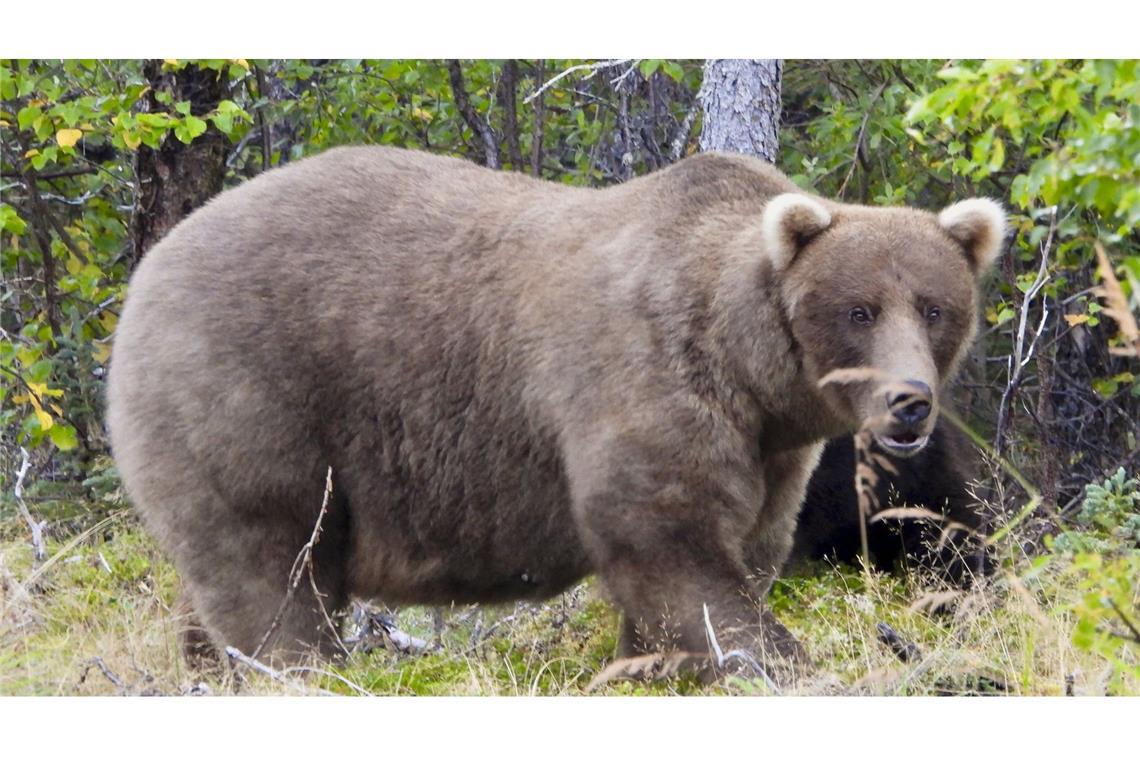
[
  {"left": 225, "top": 646, "right": 367, "bottom": 696},
  {"left": 78, "top": 656, "right": 127, "bottom": 693},
  {"left": 13, "top": 447, "right": 47, "bottom": 563},
  {"left": 344, "top": 603, "right": 429, "bottom": 655}
]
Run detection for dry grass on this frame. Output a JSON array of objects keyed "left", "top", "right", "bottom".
[{"left": 0, "top": 497, "right": 1137, "bottom": 696}]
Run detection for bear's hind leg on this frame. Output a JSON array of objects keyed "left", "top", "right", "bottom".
[{"left": 166, "top": 499, "right": 351, "bottom": 668}]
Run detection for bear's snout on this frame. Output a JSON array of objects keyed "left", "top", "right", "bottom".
[{"left": 886, "top": 380, "right": 932, "bottom": 426}]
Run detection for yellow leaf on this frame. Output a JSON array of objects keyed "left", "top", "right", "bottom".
[
  {"left": 1064, "top": 314, "right": 1090, "bottom": 327},
  {"left": 232, "top": 59, "right": 250, "bottom": 71},
  {"left": 56, "top": 128, "right": 83, "bottom": 147},
  {"left": 98, "top": 311, "right": 118, "bottom": 332},
  {"left": 12, "top": 394, "right": 30, "bottom": 405},
  {"left": 122, "top": 131, "right": 142, "bottom": 150},
  {"left": 92, "top": 341, "right": 112, "bottom": 364},
  {"left": 24, "top": 148, "right": 40, "bottom": 158},
  {"left": 66, "top": 254, "right": 83, "bottom": 275},
  {"left": 27, "top": 382, "right": 63, "bottom": 399},
  {"left": 34, "top": 406, "right": 54, "bottom": 431},
  {"left": 50, "top": 403, "right": 64, "bottom": 415}
]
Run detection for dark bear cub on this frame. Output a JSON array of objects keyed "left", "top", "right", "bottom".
[{"left": 789, "top": 421, "right": 991, "bottom": 585}]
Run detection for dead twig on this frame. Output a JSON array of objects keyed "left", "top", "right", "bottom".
[
  {"left": 524, "top": 59, "right": 633, "bottom": 105},
  {"left": 996, "top": 206, "right": 1056, "bottom": 455},
  {"left": 837, "top": 81, "right": 887, "bottom": 199},
  {"left": 703, "top": 603, "right": 780, "bottom": 694},
  {"left": 13, "top": 447, "right": 47, "bottom": 563},
  {"left": 224, "top": 646, "right": 357, "bottom": 695},
  {"left": 78, "top": 656, "right": 127, "bottom": 692},
  {"left": 344, "top": 603, "right": 429, "bottom": 655},
  {"left": 251, "top": 467, "right": 346, "bottom": 659}
]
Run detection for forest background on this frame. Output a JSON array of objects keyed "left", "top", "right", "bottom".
[{"left": 1, "top": 57, "right": 1138, "bottom": 698}]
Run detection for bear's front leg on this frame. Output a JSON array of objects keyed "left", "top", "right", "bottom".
[
  {"left": 566, "top": 425, "right": 810, "bottom": 682},
  {"left": 744, "top": 443, "right": 826, "bottom": 594}
]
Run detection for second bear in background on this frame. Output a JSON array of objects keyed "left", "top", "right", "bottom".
[{"left": 788, "top": 422, "right": 991, "bottom": 585}]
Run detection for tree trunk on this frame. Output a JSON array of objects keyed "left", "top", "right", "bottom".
[
  {"left": 131, "top": 60, "right": 229, "bottom": 262},
  {"left": 697, "top": 59, "right": 783, "bottom": 162}
]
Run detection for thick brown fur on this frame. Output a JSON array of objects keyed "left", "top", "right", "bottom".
[{"left": 107, "top": 147, "right": 1003, "bottom": 676}]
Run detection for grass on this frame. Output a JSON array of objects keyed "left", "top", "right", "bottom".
[{"left": 1, "top": 494, "right": 1138, "bottom": 696}]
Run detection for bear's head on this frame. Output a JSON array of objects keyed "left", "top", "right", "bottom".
[{"left": 763, "top": 193, "right": 1006, "bottom": 456}]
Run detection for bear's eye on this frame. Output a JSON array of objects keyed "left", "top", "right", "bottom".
[
  {"left": 849, "top": 306, "right": 874, "bottom": 325},
  {"left": 926, "top": 305, "right": 942, "bottom": 324}
]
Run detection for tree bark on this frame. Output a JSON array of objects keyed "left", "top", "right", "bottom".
[
  {"left": 531, "top": 60, "right": 546, "bottom": 177},
  {"left": 131, "top": 60, "right": 229, "bottom": 262},
  {"left": 447, "top": 60, "right": 500, "bottom": 170},
  {"left": 697, "top": 59, "right": 783, "bottom": 162},
  {"left": 498, "top": 60, "right": 524, "bottom": 171}
]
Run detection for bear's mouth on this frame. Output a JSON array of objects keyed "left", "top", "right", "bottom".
[{"left": 874, "top": 431, "right": 930, "bottom": 457}]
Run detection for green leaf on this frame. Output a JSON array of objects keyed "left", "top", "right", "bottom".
[
  {"left": 639, "top": 60, "right": 662, "bottom": 78},
  {"left": 17, "top": 105, "right": 42, "bottom": 131},
  {"left": 49, "top": 422, "right": 79, "bottom": 451},
  {"left": 662, "top": 62, "right": 684, "bottom": 82},
  {"left": 0, "top": 203, "right": 27, "bottom": 235}
]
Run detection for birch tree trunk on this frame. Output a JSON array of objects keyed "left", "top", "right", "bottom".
[{"left": 697, "top": 59, "right": 783, "bottom": 162}]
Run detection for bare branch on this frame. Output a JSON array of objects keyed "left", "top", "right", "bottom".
[
  {"left": 13, "top": 447, "right": 47, "bottom": 563},
  {"left": 837, "top": 81, "right": 887, "bottom": 199},
  {"left": 447, "top": 60, "right": 500, "bottom": 170},
  {"left": 523, "top": 59, "right": 633, "bottom": 105},
  {"left": 251, "top": 466, "right": 346, "bottom": 659},
  {"left": 996, "top": 206, "right": 1055, "bottom": 455}
]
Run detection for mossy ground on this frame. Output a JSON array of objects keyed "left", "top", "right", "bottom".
[{"left": 1, "top": 498, "right": 1136, "bottom": 696}]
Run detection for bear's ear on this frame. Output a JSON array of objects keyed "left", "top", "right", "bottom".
[
  {"left": 938, "top": 198, "right": 1007, "bottom": 275},
  {"left": 761, "top": 193, "right": 832, "bottom": 270}
]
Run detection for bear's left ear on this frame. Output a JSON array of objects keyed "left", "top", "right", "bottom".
[
  {"left": 761, "top": 193, "right": 833, "bottom": 271},
  {"left": 938, "top": 198, "right": 1008, "bottom": 275}
]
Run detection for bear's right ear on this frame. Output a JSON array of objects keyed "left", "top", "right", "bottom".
[
  {"left": 761, "top": 193, "right": 833, "bottom": 270},
  {"left": 938, "top": 198, "right": 1008, "bottom": 275}
]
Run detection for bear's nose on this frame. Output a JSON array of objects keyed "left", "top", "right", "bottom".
[{"left": 887, "top": 380, "right": 932, "bottom": 426}]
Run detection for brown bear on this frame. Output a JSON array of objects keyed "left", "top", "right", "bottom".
[
  {"left": 106, "top": 146, "right": 1005, "bottom": 679},
  {"left": 789, "top": 421, "right": 991, "bottom": 586}
]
